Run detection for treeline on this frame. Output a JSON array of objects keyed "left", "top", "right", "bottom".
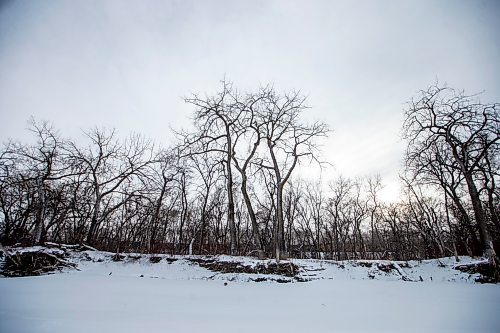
[{"left": 0, "top": 82, "right": 498, "bottom": 262}]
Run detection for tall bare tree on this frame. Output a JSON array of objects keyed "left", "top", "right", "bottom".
[
  {"left": 179, "top": 81, "right": 243, "bottom": 254},
  {"left": 403, "top": 84, "right": 499, "bottom": 263},
  {"left": 229, "top": 88, "right": 272, "bottom": 258},
  {"left": 257, "top": 90, "right": 329, "bottom": 262}
]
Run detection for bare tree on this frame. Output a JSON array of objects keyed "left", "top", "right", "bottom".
[
  {"left": 229, "top": 88, "right": 272, "bottom": 258},
  {"left": 1, "top": 120, "right": 66, "bottom": 244},
  {"left": 256, "top": 90, "right": 329, "bottom": 262},
  {"left": 179, "top": 81, "right": 243, "bottom": 254},
  {"left": 68, "top": 129, "right": 153, "bottom": 245},
  {"left": 367, "top": 175, "right": 384, "bottom": 258},
  {"left": 189, "top": 153, "right": 224, "bottom": 254},
  {"left": 403, "top": 84, "right": 499, "bottom": 263},
  {"left": 141, "top": 149, "right": 180, "bottom": 253}
]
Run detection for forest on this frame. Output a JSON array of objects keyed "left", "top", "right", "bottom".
[{"left": 0, "top": 82, "right": 498, "bottom": 264}]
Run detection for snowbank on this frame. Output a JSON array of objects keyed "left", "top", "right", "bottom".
[{"left": 1, "top": 247, "right": 499, "bottom": 332}]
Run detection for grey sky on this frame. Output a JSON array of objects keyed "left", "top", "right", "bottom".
[{"left": 1, "top": 0, "right": 499, "bottom": 200}]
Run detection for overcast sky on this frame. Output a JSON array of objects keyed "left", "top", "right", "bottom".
[{"left": 1, "top": 0, "right": 499, "bottom": 200}]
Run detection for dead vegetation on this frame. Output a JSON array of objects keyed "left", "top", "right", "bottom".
[
  {"left": 112, "top": 253, "right": 126, "bottom": 261},
  {"left": 188, "top": 257, "right": 304, "bottom": 282},
  {"left": 454, "top": 262, "right": 499, "bottom": 283},
  {"left": 148, "top": 256, "right": 161, "bottom": 263},
  {"left": 43, "top": 242, "right": 97, "bottom": 252},
  {"left": 0, "top": 249, "right": 76, "bottom": 277},
  {"left": 0, "top": 242, "right": 93, "bottom": 277},
  {"left": 377, "top": 263, "right": 396, "bottom": 273}
]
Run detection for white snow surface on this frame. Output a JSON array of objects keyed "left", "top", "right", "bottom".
[{"left": 1, "top": 249, "right": 499, "bottom": 333}]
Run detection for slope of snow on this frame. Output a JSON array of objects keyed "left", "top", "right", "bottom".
[{"left": 0, "top": 249, "right": 499, "bottom": 333}]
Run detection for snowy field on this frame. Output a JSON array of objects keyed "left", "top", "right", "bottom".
[{"left": 1, "top": 250, "right": 499, "bottom": 333}]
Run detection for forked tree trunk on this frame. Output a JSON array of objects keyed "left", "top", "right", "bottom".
[{"left": 240, "top": 176, "right": 265, "bottom": 259}]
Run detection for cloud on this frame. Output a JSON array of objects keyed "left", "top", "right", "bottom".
[{"left": 0, "top": 0, "right": 499, "bottom": 199}]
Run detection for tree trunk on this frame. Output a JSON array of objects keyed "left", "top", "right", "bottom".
[
  {"left": 448, "top": 187, "right": 481, "bottom": 255},
  {"left": 241, "top": 176, "right": 264, "bottom": 258},
  {"left": 275, "top": 184, "right": 286, "bottom": 262},
  {"left": 198, "top": 191, "right": 209, "bottom": 255},
  {"left": 86, "top": 197, "right": 101, "bottom": 245},
  {"left": 33, "top": 179, "right": 47, "bottom": 245},
  {"left": 225, "top": 127, "right": 237, "bottom": 255},
  {"left": 486, "top": 186, "right": 499, "bottom": 230},
  {"left": 464, "top": 172, "right": 496, "bottom": 263},
  {"left": 149, "top": 183, "right": 167, "bottom": 253}
]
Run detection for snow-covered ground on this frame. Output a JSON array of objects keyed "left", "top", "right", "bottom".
[{"left": 1, "top": 249, "right": 499, "bottom": 333}]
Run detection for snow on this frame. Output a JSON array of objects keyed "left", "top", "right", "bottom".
[{"left": 1, "top": 250, "right": 499, "bottom": 333}]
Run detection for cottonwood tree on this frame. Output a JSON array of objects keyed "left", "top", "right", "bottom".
[
  {"left": 0, "top": 120, "right": 67, "bottom": 244},
  {"left": 296, "top": 180, "right": 325, "bottom": 258},
  {"left": 257, "top": 90, "right": 329, "bottom": 262},
  {"left": 404, "top": 140, "right": 481, "bottom": 255},
  {"left": 401, "top": 180, "right": 447, "bottom": 258},
  {"left": 0, "top": 143, "right": 32, "bottom": 244},
  {"left": 189, "top": 153, "right": 224, "bottom": 254},
  {"left": 325, "top": 177, "right": 357, "bottom": 260},
  {"left": 141, "top": 149, "right": 180, "bottom": 253},
  {"left": 179, "top": 81, "right": 243, "bottom": 254},
  {"left": 283, "top": 181, "right": 302, "bottom": 256},
  {"left": 403, "top": 84, "right": 499, "bottom": 263},
  {"left": 173, "top": 160, "right": 192, "bottom": 254},
  {"left": 367, "top": 175, "right": 384, "bottom": 258},
  {"left": 229, "top": 88, "right": 272, "bottom": 258},
  {"left": 68, "top": 128, "right": 153, "bottom": 245},
  {"left": 477, "top": 132, "right": 500, "bottom": 232}
]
